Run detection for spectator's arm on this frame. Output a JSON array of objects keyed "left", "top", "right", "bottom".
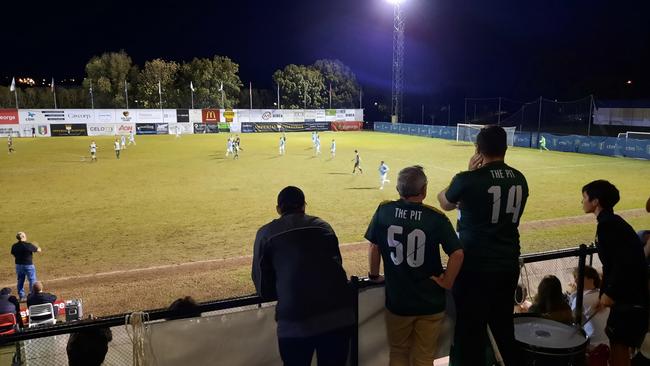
[
  {"left": 598, "top": 221, "right": 624, "bottom": 302},
  {"left": 432, "top": 249, "right": 464, "bottom": 290},
  {"left": 437, "top": 188, "right": 457, "bottom": 211},
  {"left": 368, "top": 243, "right": 383, "bottom": 282},
  {"left": 251, "top": 228, "right": 277, "bottom": 300}
]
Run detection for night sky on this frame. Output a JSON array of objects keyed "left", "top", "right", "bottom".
[{"left": 4, "top": 0, "right": 650, "bottom": 120}]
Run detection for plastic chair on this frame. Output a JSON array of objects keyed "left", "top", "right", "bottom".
[
  {"left": 0, "top": 313, "right": 17, "bottom": 335},
  {"left": 28, "top": 303, "right": 56, "bottom": 328}
]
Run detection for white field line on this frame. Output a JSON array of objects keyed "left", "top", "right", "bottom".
[{"left": 3, "top": 208, "right": 645, "bottom": 287}]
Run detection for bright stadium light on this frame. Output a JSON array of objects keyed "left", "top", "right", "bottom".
[{"left": 386, "top": 0, "right": 405, "bottom": 4}]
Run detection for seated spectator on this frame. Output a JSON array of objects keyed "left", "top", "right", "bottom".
[
  {"left": 0, "top": 287, "right": 23, "bottom": 328},
  {"left": 66, "top": 315, "right": 112, "bottom": 366},
  {"left": 514, "top": 284, "right": 532, "bottom": 313},
  {"left": 528, "top": 275, "right": 573, "bottom": 324},
  {"left": 569, "top": 266, "right": 609, "bottom": 350},
  {"left": 167, "top": 296, "right": 201, "bottom": 320},
  {"left": 26, "top": 281, "right": 57, "bottom": 308}
]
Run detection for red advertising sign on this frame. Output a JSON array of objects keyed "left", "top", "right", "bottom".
[
  {"left": 202, "top": 109, "right": 220, "bottom": 123},
  {"left": 0, "top": 109, "right": 19, "bottom": 124},
  {"left": 330, "top": 121, "right": 363, "bottom": 131}
]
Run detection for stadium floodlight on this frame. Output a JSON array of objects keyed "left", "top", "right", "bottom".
[{"left": 388, "top": 0, "right": 406, "bottom": 123}]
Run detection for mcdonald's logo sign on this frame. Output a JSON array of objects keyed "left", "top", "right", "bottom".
[{"left": 202, "top": 109, "right": 220, "bottom": 123}]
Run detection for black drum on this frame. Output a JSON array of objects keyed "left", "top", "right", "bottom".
[{"left": 514, "top": 316, "right": 587, "bottom": 366}]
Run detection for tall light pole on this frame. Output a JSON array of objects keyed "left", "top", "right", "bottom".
[{"left": 388, "top": 0, "right": 405, "bottom": 123}]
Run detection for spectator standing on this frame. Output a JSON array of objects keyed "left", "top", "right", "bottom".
[
  {"left": 437, "top": 125, "right": 529, "bottom": 366},
  {"left": 365, "top": 165, "right": 464, "bottom": 366},
  {"left": 252, "top": 186, "right": 354, "bottom": 366},
  {"left": 582, "top": 180, "right": 648, "bottom": 366},
  {"left": 11, "top": 232, "right": 41, "bottom": 301}
]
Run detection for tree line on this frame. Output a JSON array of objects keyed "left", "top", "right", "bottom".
[{"left": 0, "top": 51, "right": 361, "bottom": 110}]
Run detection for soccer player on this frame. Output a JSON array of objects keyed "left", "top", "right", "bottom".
[
  {"left": 314, "top": 135, "right": 321, "bottom": 155},
  {"left": 279, "top": 136, "right": 286, "bottom": 155},
  {"left": 582, "top": 180, "right": 648, "bottom": 366},
  {"left": 366, "top": 165, "right": 464, "bottom": 366},
  {"left": 437, "top": 125, "right": 528, "bottom": 366},
  {"left": 89, "top": 141, "right": 97, "bottom": 162},
  {"left": 233, "top": 139, "right": 240, "bottom": 160},
  {"left": 378, "top": 161, "right": 390, "bottom": 189},
  {"left": 330, "top": 139, "right": 336, "bottom": 158},
  {"left": 120, "top": 134, "right": 127, "bottom": 150},
  {"left": 128, "top": 131, "right": 136, "bottom": 146},
  {"left": 226, "top": 137, "right": 233, "bottom": 157},
  {"left": 539, "top": 135, "right": 549, "bottom": 151},
  {"left": 113, "top": 138, "right": 121, "bottom": 159},
  {"left": 7, "top": 135, "right": 14, "bottom": 154},
  {"left": 311, "top": 131, "right": 317, "bottom": 147},
  {"left": 352, "top": 150, "right": 363, "bottom": 174}
]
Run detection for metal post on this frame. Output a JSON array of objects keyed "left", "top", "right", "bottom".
[
  {"left": 359, "top": 87, "right": 362, "bottom": 109},
  {"left": 497, "top": 97, "right": 502, "bottom": 126},
  {"left": 277, "top": 84, "right": 280, "bottom": 110},
  {"left": 303, "top": 84, "right": 307, "bottom": 109},
  {"left": 587, "top": 95, "right": 594, "bottom": 137},
  {"left": 536, "top": 96, "right": 543, "bottom": 147},
  {"left": 125, "top": 80, "right": 129, "bottom": 110},
  {"left": 464, "top": 98, "right": 467, "bottom": 124},
  {"left": 421, "top": 104, "right": 424, "bottom": 124},
  {"left": 574, "top": 244, "right": 587, "bottom": 326},
  {"left": 447, "top": 104, "right": 451, "bottom": 126},
  {"left": 191, "top": 90, "right": 194, "bottom": 109},
  {"left": 350, "top": 276, "right": 360, "bottom": 366},
  {"left": 14, "top": 89, "right": 19, "bottom": 110},
  {"left": 390, "top": 2, "right": 405, "bottom": 123},
  {"left": 89, "top": 80, "right": 94, "bottom": 110}
]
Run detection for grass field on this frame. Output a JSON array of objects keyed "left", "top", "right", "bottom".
[{"left": 1, "top": 131, "right": 648, "bottom": 315}]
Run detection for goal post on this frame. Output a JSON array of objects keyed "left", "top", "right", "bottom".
[
  {"left": 620, "top": 131, "right": 650, "bottom": 140},
  {"left": 456, "top": 123, "right": 516, "bottom": 146}
]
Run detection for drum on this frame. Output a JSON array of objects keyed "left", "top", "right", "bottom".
[{"left": 514, "top": 316, "right": 587, "bottom": 366}]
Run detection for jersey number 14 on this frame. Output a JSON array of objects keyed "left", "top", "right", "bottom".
[{"left": 487, "top": 185, "right": 524, "bottom": 224}]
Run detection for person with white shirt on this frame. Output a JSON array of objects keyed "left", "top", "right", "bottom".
[
  {"left": 378, "top": 161, "right": 390, "bottom": 189},
  {"left": 570, "top": 266, "right": 609, "bottom": 351},
  {"left": 89, "top": 141, "right": 97, "bottom": 162},
  {"left": 114, "top": 138, "right": 121, "bottom": 159},
  {"left": 120, "top": 134, "right": 127, "bottom": 150}
]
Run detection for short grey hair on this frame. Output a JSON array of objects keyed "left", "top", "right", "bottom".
[{"left": 397, "top": 165, "right": 427, "bottom": 198}]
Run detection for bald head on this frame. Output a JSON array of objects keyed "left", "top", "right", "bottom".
[{"left": 32, "top": 281, "right": 43, "bottom": 293}]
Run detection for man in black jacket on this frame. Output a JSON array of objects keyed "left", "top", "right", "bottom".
[
  {"left": 252, "top": 186, "right": 354, "bottom": 366},
  {"left": 582, "top": 180, "right": 648, "bottom": 366},
  {"left": 26, "top": 281, "right": 57, "bottom": 308}
]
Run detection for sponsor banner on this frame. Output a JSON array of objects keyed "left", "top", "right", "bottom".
[
  {"left": 193, "top": 123, "right": 219, "bottom": 134},
  {"left": 94, "top": 110, "right": 115, "bottom": 123},
  {"left": 117, "top": 109, "right": 137, "bottom": 123},
  {"left": 177, "top": 109, "right": 190, "bottom": 123},
  {"left": 0, "top": 124, "right": 21, "bottom": 137},
  {"left": 316, "top": 110, "right": 326, "bottom": 120},
  {"left": 305, "top": 110, "right": 317, "bottom": 121},
  {"left": 157, "top": 123, "right": 169, "bottom": 134},
  {"left": 237, "top": 109, "right": 250, "bottom": 123},
  {"left": 136, "top": 123, "right": 157, "bottom": 135},
  {"left": 345, "top": 111, "right": 356, "bottom": 122},
  {"left": 202, "top": 109, "right": 220, "bottom": 123},
  {"left": 50, "top": 123, "right": 88, "bottom": 136},
  {"left": 271, "top": 110, "right": 283, "bottom": 122},
  {"left": 335, "top": 109, "right": 346, "bottom": 121},
  {"left": 355, "top": 109, "right": 364, "bottom": 122},
  {"left": 138, "top": 110, "right": 163, "bottom": 121},
  {"left": 163, "top": 109, "right": 177, "bottom": 123},
  {"left": 19, "top": 110, "right": 65, "bottom": 124},
  {"left": 168, "top": 123, "right": 193, "bottom": 135},
  {"left": 65, "top": 109, "right": 94, "bottom": 123},
  {"left": 0, "top": 109, "right": 19, "bottom": 124},
  {"left": 87, "top": 124, "right": 116, "bottom": 136},
  {"left": 331, "top": 121, "right": 363, "bottom": 131},
  {"left": 241, "top": 122, "right": 330, "bottom": 133},
  {"left": 222, "top": 109, "right": 236, "bottom": 123},
  {"left": 189, "top": 109, "right": 203, "bottom": 123},
  {"left": 218, "top": 122, "right": 230, "bottom": 132},
  {"left": 17, "top": 124, "right": 51, "bottom": 137},
  {"left": 325, "top": 109, "right": 336, "bottom": 116}
]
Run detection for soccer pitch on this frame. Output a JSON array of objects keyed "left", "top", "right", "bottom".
[{"left": 1, "top": 131, "right": 649, "bottom": 315}]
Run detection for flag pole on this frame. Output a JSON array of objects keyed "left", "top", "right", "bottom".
[
  {"left": 190, "top": 82, "right": 194, "bottom": 109},
  {"left": 158, "top": 80, "right": 164, "bottom": 123},
  {"left": 277, "top": 83, "right": 280, "bottom": 109},
  {"left": 89, "top": 80, "right": 94, "bottom": 109},
  {"left": 249, "top": 82, "right": 253, "bottom": 109},
  {"left": 329, "top": 83, "right": 332, "bottom": 109},
  {"left": 52, "top": 78, "right": 57, "bottom": 109},
  {"left": 10, "top": 77, "right": 18, "bottom": 109},
  {"left": 125, "top": 80, "right": 129, "bottom": 109}
]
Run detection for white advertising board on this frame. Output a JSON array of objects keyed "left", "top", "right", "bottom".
[
  {"left": 115, "top": 109, "right": 137, "bottom": 123},
  {"left": 94, "top": 110, "right": 115, "bottom": 123},
  {"left": 87, "top": 123, "right": 135, "bottom": 136},
  {"left": 0, "top": 124, "right": 21, "bottom": 137},
  {"left": 168, "top": 123, "right": 194, "bottom": 135},
  {"left": 16, "top": 124, "right": 51, "bottom": 137},
  {"left": 64, "top": 109, "right": 94, "bottom": 123},
  {"left": 189, "top": 109, "right": 203, "bottom": 123}
]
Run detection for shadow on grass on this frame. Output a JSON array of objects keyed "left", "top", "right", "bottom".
[
  {"left": 327, "top": 172, "right": 350, "bottom": 175},
  {"left": 345, "top": 187, "right": 377, "bottom": 190}
]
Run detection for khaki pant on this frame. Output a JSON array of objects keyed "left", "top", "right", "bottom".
[{"left": 385, "top": 309, "right": 445, "bottom": 366}]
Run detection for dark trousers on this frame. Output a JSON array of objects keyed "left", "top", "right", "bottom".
[
  {"left": 451, "top": 269, "right": 520, "bottom": 366},
  {"left": 278, "top": 326, "right": 352, "bottom": 366}
]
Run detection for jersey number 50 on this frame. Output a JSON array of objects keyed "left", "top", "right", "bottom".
[{"left": 387, "top": 225, "right": 426, "bottom": 267}]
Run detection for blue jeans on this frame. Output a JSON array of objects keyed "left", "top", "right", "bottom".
[{"left": 16, "top": 264, "right": 37, "bottom": 298}]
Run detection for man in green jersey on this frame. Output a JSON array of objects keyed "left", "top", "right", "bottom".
[
  {"left": 539, "top": 135, "right": 549, "bottom": 151},
  {"left": 366, "top": 165, "right": 464, "bottom": 366},
  {"left": 437, "top": 125, "right": 528, "bottom": 366}
]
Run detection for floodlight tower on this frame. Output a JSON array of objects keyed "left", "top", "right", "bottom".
[{"left": 388, "top": 0, "right": 405, "bottom": 123}]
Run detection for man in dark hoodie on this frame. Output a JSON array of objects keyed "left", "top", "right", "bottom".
[{"left": 252, "top": 186, "right": 354, "bottom": 366}]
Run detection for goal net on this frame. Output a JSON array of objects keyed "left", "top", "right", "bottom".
[
  {"left": 618, "top": 131, "right": 650, "bottom": 140},
  {"left": 456, "top": 123, "right": 516, "bottom": 146}
]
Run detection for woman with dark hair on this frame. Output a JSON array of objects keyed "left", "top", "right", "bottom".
[{"left": 528, "top": 275, "right": 573, "bottom": 324}]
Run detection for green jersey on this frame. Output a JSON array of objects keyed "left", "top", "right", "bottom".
[
  {"left": 445, "top": 160, "right": 528, "bottom": 272},
  {"left": 364, "top": 199, "right": 462, "bottom": 316}
]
